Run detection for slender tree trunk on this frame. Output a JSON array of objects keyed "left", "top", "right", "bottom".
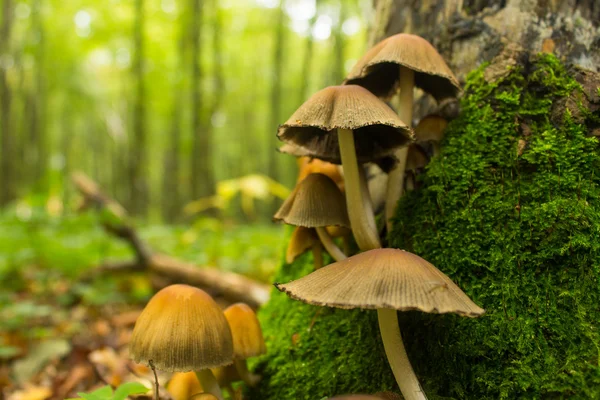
[
  {"left": 0, "top": 0, "right": 14, "bottom": 205},
  {"left": 129, "top": 0, "right": 148, "bottom": 215},
  {"left": 267, "top": 1, "right": 286, "bottom": 182},
  {"left": 190, "top": 0, "right": 214, "bottom": 200},
  {"left": 162, "top": 14, "right": 186, "bottom": 222},
  {"left": 298, "top": 0, "right": 319, "bottom": 104},
  {"left": 333, "top": 0, "right": 347, "bottom": 84},
  {"left": 30, "top": 0, "right": 46, "bottom": 192}
]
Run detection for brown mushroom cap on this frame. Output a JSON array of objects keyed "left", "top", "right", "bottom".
[
  {"left": 345, "top": 34, "right": 460, "bottom": 101},
  {"left": 406, "top": 144, "right": 429, "bottom": 171},
  {"left": 276, "top": 248, "right": 484, "bottom": 317},
  {"left": 223, "top": 303, "right": 266, "bottom": 359},
  {"left": 274, "top": 173, "right": 350, "bottom": 228},
  {"left": 286, "top": 226, "right": 319, "bottom": 263},
  {"left": 278, "top": 85, "right": 413, "bottom": 163},
  {"left": 167, "top": 372, "right": 203, "bottom": 400},
  {"left": 130, "top": 284, "right": 234, "bottom": 371},
  {"left": 414, "top": 115, "right": 449, "bottom": 142}
]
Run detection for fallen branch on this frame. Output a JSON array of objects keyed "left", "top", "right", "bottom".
[{"left": 72, "top": 172, "right": 271, "bottom": 308}]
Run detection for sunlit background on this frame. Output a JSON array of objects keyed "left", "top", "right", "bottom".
[{"left": 0, "top": 0, "right": 371, "bottom": 221}]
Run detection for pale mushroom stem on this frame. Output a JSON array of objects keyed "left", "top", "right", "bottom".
[
  {"left": 337, "top": 128, "right": 382, "bottom": 250},
  {"left": 195, "top": 369, "right": 224, "bottom": 400},
  {"left": 377, "top": 308, "right": 427, "bottom": 400},
  {"left": 385, "top": 66, "right": 415, "bottom": 233},
  {"left": 315, "top": 227, "right": 347, "bottom": 261},
  {"left": 234, "top": 359, "right": 261, "bottom": 387},
  {"left": 312, "top": 242, "right": 323, "bottom": 269}
]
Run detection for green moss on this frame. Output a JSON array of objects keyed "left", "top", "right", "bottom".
[
  {"left": 391, "top": 54, "right": 600, "bottom": 398},
  {"left": 250, "top": 54, "right": 600, "bottom": 399}
]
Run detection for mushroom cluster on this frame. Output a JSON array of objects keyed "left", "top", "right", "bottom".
[
  {"left": 129, "top": 284, "right": 265, "bottom": 400},
  {"left": 274, "top": 34, "right": 484, "bottom": 400}
]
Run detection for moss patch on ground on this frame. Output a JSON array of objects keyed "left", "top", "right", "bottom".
[{"left": 250, "top": 54, "right": 600, "bottom": 399}]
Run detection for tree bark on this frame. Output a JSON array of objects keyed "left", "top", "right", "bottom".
[
  {"left": 0, "top": 0, "right": 14, "bottom": 205},
  {"left": 190, "top": 0, "right": 214, "bottom": 201},
  {"left": 130, "top": 0, "right": 148, "bottom": 215},
  {"left": 267, "top": 1, "right": 286, "bottom": 182},
  {"left": 30, "top": 0, "right": 47, "bottom": 192},
  {"left": 371, "top": 0, "right": 599, "bottom": 118}
]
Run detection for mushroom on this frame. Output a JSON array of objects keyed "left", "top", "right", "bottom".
[
  {"left": 345, "top": 33, "right": 460, "bottom": 231},
  {"left": 405, "top": 144, "right": 429, "bottom": 192},
  {"left": 414, "top": 115, "right": 448, "bottom": 157},
  {"left": 129, "top": 284, "right": 233, "bottom": 400},
  {"left": 222, "top": 303, "right": 266, "bottom": 388},
  {"left": 274, "top": 173, "right": 350, "bottom": 264},
  {"left": 278, "top": 85, "right": 413, "bottom": 251},
  {"left": 286, "top": 226, "right": 320, "bottom": 265},
  {"left": 166, "top": 372, "right": 203, "bottom": 400},
  {"left": 189, "top": 394, "right": 219, "bottom": 400},
  {"left": 275, "top": 248, "right": 484, "bottom": 400}
]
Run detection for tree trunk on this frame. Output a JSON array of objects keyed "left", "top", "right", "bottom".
[
  {"left": 30, "top": 0, "right": 46, "bottom": 192},
  {"left": 129, "top": 0, "right": 148, "bottom": 215},
  {"left": 0, "top": 0, "right": 14, "bottom": 205},
  {"left": 332, "top": 0, "right": 347, "bottom": 84},
  {"left": 371, "top": 0, "right": 599, "bottom": 118},
  {"left": 298, "top": 0, "right": 319, "bottom": 104},
  {"left": 190, "top": 0, "right": 214, "bottom": 201},
  {"left": 267, "top": 1, "right": 286, "bottom": 182}
]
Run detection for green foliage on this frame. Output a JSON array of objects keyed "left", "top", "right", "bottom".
[
  {"left": 67, "top": 382, "right": 149, "bottom": 400},
  {"left": 248, "top": 252, "right": 397, "bottom": 400},
  {"left": 251, "top": 54, "right": 600, "bottom": 399},
  {"left": 389, "top": 54, "right": 600, "bottom": 398}
]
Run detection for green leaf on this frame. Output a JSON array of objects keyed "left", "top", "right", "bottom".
[
  {"left": 75, "top": 385, "right": 113, "bottom": 400},
  {"left": 113, "top": 382, "right": 150, "bottom": 400}
]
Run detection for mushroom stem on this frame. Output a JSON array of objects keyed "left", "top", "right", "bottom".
[
  {"left": 432, "top": 142, "right": 441, "bottom": 157},
  {"left": 195, "top": 369, "right": 224, "bottom": 400},
  {"left": 337, "top": 128, "right": 382, "bottom": 250},
  {"left": 233, "top": 359, "right": 261, "bottom": 387},
  {"left": 316, "top": 227, "right": 347, "bottom": 261},
  {"left": 385, "top": 66, "right": 415, "bottom": 233},
  {"left": 377, "top": 308, "right": 426, "bottom": 400},
  {"left": 312, "top": 242, "right": 323, "bottom": 269}
]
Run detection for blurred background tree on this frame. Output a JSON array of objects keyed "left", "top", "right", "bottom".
[{"left": 0, "top": 0, "right": 371, "bottom": 221}]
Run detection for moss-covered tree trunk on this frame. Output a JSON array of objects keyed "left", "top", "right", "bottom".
[{"left": 249, "top": 2, "right": 600, "bottom": 399}]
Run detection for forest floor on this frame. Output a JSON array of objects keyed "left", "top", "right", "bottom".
[{"left": 0, "top": 203, "right": 283, "bottom": 400}]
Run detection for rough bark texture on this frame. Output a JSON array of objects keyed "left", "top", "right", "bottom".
[{"left": 248, "top": 2, "right": 600, "bottom": 399}]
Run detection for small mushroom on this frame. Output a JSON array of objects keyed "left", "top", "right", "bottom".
[
  {"left": 166, "top": 372, "right": 203, "bottom": 400},
  {"left": 414, "top": 115, "right": 448, "bottom": 157},
  {"left": 275, "top": 173, "right": 350, "bottom": 264},
  {"left": 405, "top": 144, "right": 429, "bottom": 191},
  {"left": 345, "top": 33, "right": 460, "bottom": 231},
  {"left": 129, "top": 284, "right": 233, "bottom": 400},
  {"left": 286, "top": 226, "right": 320, "bottom": 265},
  {"left": 276, "top": 248, "right": 484, "bottom": 400},
  {"left": 278, "top": 85, "right": 413, "bottom": 251},
  {"left": 222, "top": 303, "right": 266, "bottom": 387}
]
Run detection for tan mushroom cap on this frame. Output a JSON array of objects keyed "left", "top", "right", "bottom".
[
  {"left": 276, "top": 248, "right": 485, "bottom": 317},
  {"left": 167, "top": 372, "right": 203, "bottom": 400},
  {"left": 406, "top": 144, "right": 428, "bottom": 171},
  {"left": 274, "top": 173, "right": 350, "bottom": 228},
  {"left": 223, "top": 303, "right": 266, "bottom": 359},
  {"left": 345, "top": 34, "right": 460, "bottom": 101},
  {"left": 278, "top": 85, "right": 413, "bottom": 163},
  {"left": 130, "top": 284, "right": 234, "bottom": 371},
  {"left": 286, "top": 226, "right": 318, "bottom": 263},
  {"left": 414, "top": 115, "right": 448, "bottom": 142}
]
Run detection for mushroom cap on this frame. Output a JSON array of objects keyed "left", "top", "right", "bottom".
[
  {"left": 295, "top": 155, "right": 344, "bottom": 189},
  {"left": 345, "top": 34, "right": 460, "bottom": 101},
  {"left": 276, "top": 248, "right": 485, "bottom": 317},
  {"left": 130, "top": 284, "right": 234, "bottom": 371},
  {"left": 414, "top": 115, "right": 449, "bottom": 142},
  {"left": 166, "top": 372, "right": 203, "bottom": 400},
  {"left": 278, "top": 85, "right": 413, "bottom": 163},
  {"left": 211, "top": 364, "right": 240, "bottom": 386},
  {"left": 286, "top": 226, "right": 319, "bottom": 264},
  {"left": 406, "top": 144, "right": 429, "bottom": 171},
  {"left": 274, "top": 173, "right": 350, "bottom": 228},
  {"left": 223, "top": 303, "right": 266, "bottom": 359},
  {"left": 190, "top": 394, "right": 219, "bottom": 400}
]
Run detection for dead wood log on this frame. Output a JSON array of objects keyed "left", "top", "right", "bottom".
[{"left": 72, "top": 172, "right": 271, "bottom": 308}]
